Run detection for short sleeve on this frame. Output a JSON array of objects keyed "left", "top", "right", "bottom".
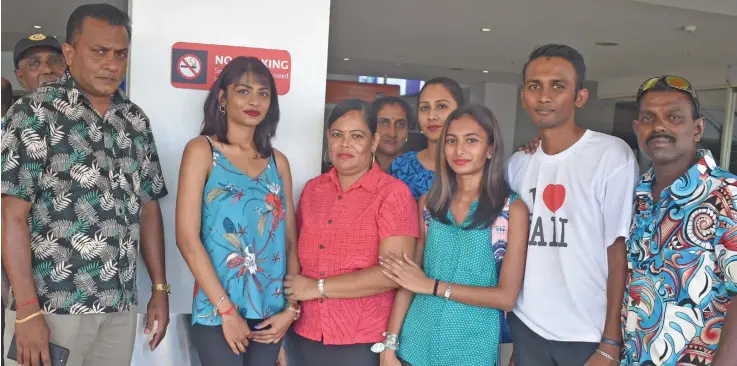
[
  {"left": 601, "top": 157, "right": 639, "bottom": 246},
  {"left": 138, "top": 111, "right": 168, "bottom": 202},
  {"left": 714, "top": 184, "right": 737, "bottom": 295},
  {"left": 377, "top": 183, "right": 419, "bottom": 240},
  {"left": 1, "top": 100, "right": 48, "bottom": 203}
]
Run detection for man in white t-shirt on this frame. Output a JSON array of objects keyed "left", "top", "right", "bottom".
[{"left": 506, "top": 44, "right": 638, "bottom": 365}]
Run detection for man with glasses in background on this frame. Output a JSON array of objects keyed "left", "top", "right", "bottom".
[{"left": 622, "top": 75, "right": 737, "bottom": 365}]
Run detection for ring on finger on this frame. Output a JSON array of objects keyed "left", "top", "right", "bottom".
[{"left": 283, "top": 288, "right": 290, "bottom": 296}]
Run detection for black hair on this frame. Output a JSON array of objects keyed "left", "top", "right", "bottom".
[
  {"left": 427, "top": 103, "right": 510, "bottom": 230},
  {"left": 369, "top": 96, "right": 415, "bottom": 132},
  {"left": 201, "top": 56, "right": 280, "bottom": 158},
  {"left": 66, "top": 4, "right": 131, "bottom": 45},
  {"left": 2, "top": 81, "right": 13, "bottom": 113},
  {"left": 636, "top": 82, "right": 700, "bottom": 119},
  {"left": 419, "top": 77, "right": 465, "bottom": 106},
  {"left": 327, "top": 99, "right": 373, "bottom": 134},
  {"left": 522, "top": 44, "right": 586, "bottom": 91}
]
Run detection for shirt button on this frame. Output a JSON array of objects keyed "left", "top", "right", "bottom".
[
  {"left": 327, "top": 220, "right": 333, "bottom": 224},
  {"left": 319, "top": 245, "right": 325, "bottom": 249},
  {"left": 319, "top": 299, "right": 324, "bottom": 303},
  {"left": 338, "top": 196, "right": 343, "bottom": 200},
  {"left": 320, "top": 272, "right": 325, "bottom": 276}
]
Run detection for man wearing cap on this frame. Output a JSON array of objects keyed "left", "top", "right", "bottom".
[
  {"left": 622, "top": 75, "right": 737, "bottom": 366},
  {"left": 13, "top": 33, "right": 66, "bottom": 92},
  {"left": 2, "top": 4, "right": 170, "bottom": 366}
]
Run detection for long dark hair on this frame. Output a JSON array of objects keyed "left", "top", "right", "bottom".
[
  {"left": 427, "top": 103, "right": 510, "bottom": 229},
  {"left": 201, "top": 56, "right": 280, "bottom": 158},
  {"left": 419, "top": 77, "right": 465, "bottom": 106}
]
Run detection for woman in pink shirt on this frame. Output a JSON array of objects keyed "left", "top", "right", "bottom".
[{"left": 282, "top": 99, "right": 419, "bottom": 366}]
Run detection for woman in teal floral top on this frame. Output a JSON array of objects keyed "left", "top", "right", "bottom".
[
  {"left": 175, "top": 57, "right": 299, "bottom": 366},
  {"left": 379, "top": 104, "right": 530, "bottom": 366}
]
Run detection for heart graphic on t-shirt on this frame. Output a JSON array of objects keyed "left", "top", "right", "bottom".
[{"left": 543, "top": 184, "right": 566, "bottom": 213}]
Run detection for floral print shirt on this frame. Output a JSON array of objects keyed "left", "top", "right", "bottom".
[
  {"left": 1, "top": 70, "right": 168, "bottom": 314},
  {"left": 192, "top": 138, "right": 287, "bottom": 323}
]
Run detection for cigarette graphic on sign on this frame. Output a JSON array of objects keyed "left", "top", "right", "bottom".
[{"left": 170, "top": 42, "right": 292, "bottom": 95}]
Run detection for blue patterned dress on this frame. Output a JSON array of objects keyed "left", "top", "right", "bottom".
[
  {"left": 192, "top": 137, "right": 287, "bottom": 325},
  {"left": 388, "top": 151, "right": 434, "bottom": 200},
  {"left": 398, "top": 193, "right": 518, "bottom": 366}
]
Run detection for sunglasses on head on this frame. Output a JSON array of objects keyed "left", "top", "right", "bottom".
[{"left": 637, "top": 75, "right": 700, "bottom": 111}]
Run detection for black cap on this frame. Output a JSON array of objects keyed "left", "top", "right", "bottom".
[{"left": 13, "top": 34, "right": 63, "bottom": 69}]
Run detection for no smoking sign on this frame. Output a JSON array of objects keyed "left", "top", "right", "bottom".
[
  {"left": 170, "top": 42, "right": 292, "bottom": 94},
  {"left": 171, "top": 48, "right": 208, "bottom": 85},
  {"left": 178, "top": 54, "right": 202, "bottom": 80}
]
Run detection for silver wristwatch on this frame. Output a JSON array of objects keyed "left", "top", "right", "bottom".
[{"left": 370, "top": 332, "right": 399, "bottom": 353}]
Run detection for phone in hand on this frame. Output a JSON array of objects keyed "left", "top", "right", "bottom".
[{"left": 7, "top": 334, "right": 70, "bottom": 366}]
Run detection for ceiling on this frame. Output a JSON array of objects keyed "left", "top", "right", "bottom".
[
  {"left": 2, "top": 0, "right": 736, "bottom": 85},
  {"left": 1, "top": 0, "right": 127, "bottom": 51}
]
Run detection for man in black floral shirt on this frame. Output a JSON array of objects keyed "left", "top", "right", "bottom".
[{"left": 2, "top": 4, "right": 170, "bottom": 366}]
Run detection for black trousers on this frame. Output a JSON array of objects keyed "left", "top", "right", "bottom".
[
  {"left": 191, "top": 320, "right": 282, "bottom": 366},
  {"left": 286, "top": 328, "right": 379, "bottom": 366},
  {"left": 508, "top": 312, "right": 599, "bottom": 366}
]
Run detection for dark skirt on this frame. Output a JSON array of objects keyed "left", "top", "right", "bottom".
[{"left": 286, "top": 328, "right": 379, "bottom": 366}]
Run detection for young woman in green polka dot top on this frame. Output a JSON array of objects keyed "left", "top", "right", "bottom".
[{"left": 377, "top": 104, "right": 530, "bottom": 366}]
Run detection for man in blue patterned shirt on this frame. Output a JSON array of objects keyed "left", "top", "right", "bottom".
[{"left": 622, "top": 75, "right": 737, "bottom": 365}]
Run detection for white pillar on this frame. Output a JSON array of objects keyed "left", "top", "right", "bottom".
[
  {"left": 467, "top": 82, "right": 520, "bottom": 160},
  {"left": 484, "top": 83, "right": 520, "bottom": 160},
  {"left": 127, "top": 1, "right": 331, "bottom": 364},
  {"left": 719, "top": 87, "right": 736, "bottom": 170}
]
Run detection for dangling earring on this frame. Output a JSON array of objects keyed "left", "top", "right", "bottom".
[
  {"left": 405, "top": 136, "right": 409, "bottom": 143},
  {"left": 219, "top": 104, "right": 226, "bottom": 113},
  {"left": 323, "top": 149, "right": 333, "bottom": 167},
  {"left": 487, "top": 154, "right": 492, "bottom": 160},
  {"left": 371, "top": 151, "right": 376, "bottom": 168}
]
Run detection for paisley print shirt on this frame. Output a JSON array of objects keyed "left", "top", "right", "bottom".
[{"left": 621, "top": 150, "right": 737, "bottom": 366}]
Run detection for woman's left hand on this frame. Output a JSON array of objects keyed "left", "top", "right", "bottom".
[
  {"left": 283, "top": 274, "right": 320, "bottom": 302},
  {"left": 380, "top": 252, "right": 434, "bottom": 295},
  {"left": 249, "top": 310, "right": 296, "bottom": 344}
]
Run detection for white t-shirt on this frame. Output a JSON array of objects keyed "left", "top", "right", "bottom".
[{"left": 506, "top": 130, "right": 638, "bottom": 343}]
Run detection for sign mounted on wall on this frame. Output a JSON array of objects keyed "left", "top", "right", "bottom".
[
  {"left": 170, "top": 42, "right": 292, "bottom": 95},
  {"left": 325, "top": 80, "right": 400, "bottom": 104}
]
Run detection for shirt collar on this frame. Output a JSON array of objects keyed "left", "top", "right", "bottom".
[
  {"left": 60, "top": 69, "right": 129, "bottom": 108},
  {"left": 638, "top": 149, "right": 717, "bottom": 198},
  {"left": 327, "top": 163, "right": 382, "bottom": 193}
]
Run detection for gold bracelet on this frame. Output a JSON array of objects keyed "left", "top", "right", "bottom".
[
  {"left": 16, "top": 310, "right": 44, "bottom": 324},
  {"left": 595, "top": 349, "right": 618, "bottom": 363},
  {"left": 286, "top": 302, "right": 301, "bottom": 320}
]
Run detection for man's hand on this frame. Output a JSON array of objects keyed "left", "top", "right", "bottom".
[
  {"left": 144, "top": 291, "right": 170, "bottom": 351},
  {"left": 15, "top": 311, "right": 51, "bottom": 366}
]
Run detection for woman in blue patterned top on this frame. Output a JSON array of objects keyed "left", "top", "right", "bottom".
[
  {"left": 175, "top": 57, "right": 300, "bottom": 366},
  {"left": 378, "top": 104, "right": 530, "bottom": 366},
  {"left": 388, "top": 77, "right": 464, "bottom": 200}
]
